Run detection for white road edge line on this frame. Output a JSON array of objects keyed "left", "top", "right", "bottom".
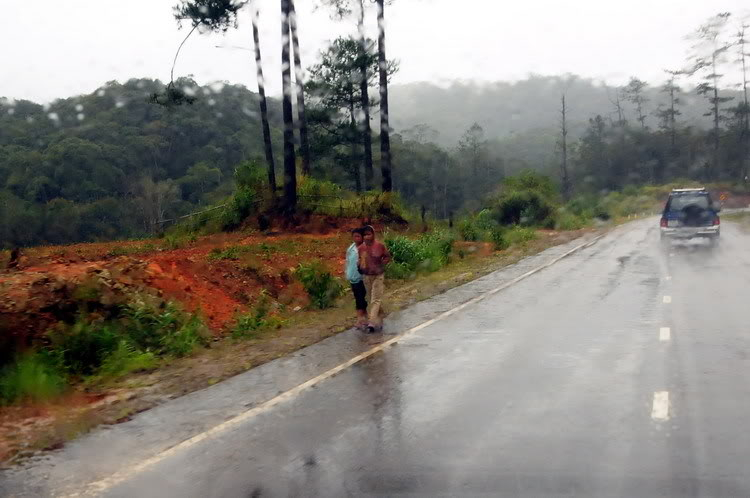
[
  {"left": 659, "top": 327, "right": 671, "bottom": 342},
  {"left": 663, "top": 295, "right": 672, "bottom": 304},
  {"left": 651, "top": 391, "right": 670, "bottom": 421},
  {"left": 64, "top": 234, "right": 605, "bottom": 498}
]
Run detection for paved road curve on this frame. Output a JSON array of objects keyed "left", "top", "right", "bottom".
[{"left": 4, "top": 219, "right": 750, "bottom": 497}]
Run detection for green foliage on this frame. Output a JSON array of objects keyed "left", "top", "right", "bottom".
[
  {"left": 95, "top": 341, "right": 157, "bottom": 381},
  {"left": 502, "top": 170, "right": 558, "bottom": 200},
  {"left": 52, "top": 321, "right": 121, "bottom": 376},
  {"left": 221, "top": 187, "right": 257, "bottom": 231},
  {"left": 121, "top": 301, "right": 209, "bottom": 357},
  {"left": 162, "top": 233, "right": 196, "bottom": 250},
  {"left": 296, "top": 261, "right": 344, "bottom": 309},
  {"left": 208, "top": 246, "right": 242, "bottom": 261},
  {"left": 384, "top": 230, "right": 454, "bottom": 279},
  {"left": 173, "top": 0, "right": 244, "bottom": 32},
  {"left": 48, "top": 300, "right": 208, "bottom": 381},
  {"left": 555, "top": 211, "right": 589, "bottom": 231},
  {"left": 458, "top": 219, "right": 480, "bottom": 241},
  {"left": 231, "top": 294, "right": 285, "bottom": 340},
  {"left": 505, "top": 226, "right": 538, "bottom": 246},
  {"left": 494, "top": 189, "right": 556, "bottom": 227},
  {"left": 0, "top": 354, "right": 66, "bottom": 405},
  {"left": 566, "top": 195, "right": 611, "bottom": 221},
  {"left": 488, "top": 172, "right": 559, "bottom": 228},
  {"left": 490, "top": 226, "right": 509, "bottom": 250},
  {"left": 474, "top": 209, "right": 497, "bottom": 230}
]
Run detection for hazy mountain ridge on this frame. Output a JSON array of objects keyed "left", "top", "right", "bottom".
[{"left": 389, "top": 75, "right": 742, "bottom": 146}]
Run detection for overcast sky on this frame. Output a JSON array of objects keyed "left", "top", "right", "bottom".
[{"left": 3, "top": 0, "right": 749, "bottom": 103}]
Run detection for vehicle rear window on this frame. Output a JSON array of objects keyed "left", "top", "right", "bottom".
[{"left": 667, "top": 194, "right": 710, "bottom": 211}]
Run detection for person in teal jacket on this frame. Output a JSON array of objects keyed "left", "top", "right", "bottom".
[{"left": 346, "top": 228, "right": 368, "bottom": 329}]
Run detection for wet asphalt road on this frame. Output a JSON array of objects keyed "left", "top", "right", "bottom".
[{"left": 4, "top": 219, "right": 750, "bottom": 497}]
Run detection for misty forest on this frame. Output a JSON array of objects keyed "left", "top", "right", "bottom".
[{"left": 1, "top": 5, "right": 749, "bottom": 247}]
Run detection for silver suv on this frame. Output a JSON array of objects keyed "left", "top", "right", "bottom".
[{"left": 659, "top": 188, "right": 720, "bottom": 243}]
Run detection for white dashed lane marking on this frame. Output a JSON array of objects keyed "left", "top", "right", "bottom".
[
  {"left": 652, "top": 391, "right": 670, "bottom": 421},
  {"left": 659, "top": 327, "right": 671, "bottom": 341}
]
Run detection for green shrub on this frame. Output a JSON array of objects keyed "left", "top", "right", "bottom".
[
  {"left": 296, "top": 261, "right": 344, "bottom": 309},
  {"left": 385, "top": 261, "right": 415, "bottom": 280},
  {"left": 555, "top": 211, "right": 589, "bottom": 231},
  {"left": 494, "top": 190, "right": 556, "bottom": 227},
  {"left": 0, "top": 354, "right": 66, "bottom": 405},
  {"left": 566, "top": 195, "right": 610, "bottom": 220},
  {"left": 208, "top": 246, "right": 243, "bottom": 261},
  {"left": 231, "top": 294, "right": 285, "bottom": 339},
  {"left": 490, "top": 226, "right": 509, "bottom": 250},
  {"left": 53, "top": 321, "right": 121, "bottom": 376},
  {"left": 95, "top": 341, "right": 157, "bottom": 380},
  {"left": 384, "top": 230, "right": 454, "bottom": 278},
  {"left": 221, "top": 187, "right": 257, "bottom": 231},
  {"left": 474, "top": 209, "right": 497, "bottom": 231},
  {"left": 505, "top": 226, "right": 538, "bottom": 246},
  {"left": 122, "top": 301, "right": 209, "bottom": 357},
  {"left": 501, "top": 170, "right": 558, "bottom": 199},
  {"left": 458, "top": 219, "right": 480, "bottom": 241},
  {"left": 163, "top": 233, "right": 196, "bottom": 250}
]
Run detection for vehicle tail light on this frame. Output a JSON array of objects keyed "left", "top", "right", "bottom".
[
  {"left": 713, "top": 217, "right": 720, "bottom": 226},
  {"left": 660, "top": 218, "right": 668, "bottom": 228}
]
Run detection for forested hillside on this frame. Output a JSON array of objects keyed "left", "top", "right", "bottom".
[
  {"left": 0, "top": 78, "right": 282, "bottom": 246},
  {"left": 2, "top": 71, "right": 749, "bottom": 247}
]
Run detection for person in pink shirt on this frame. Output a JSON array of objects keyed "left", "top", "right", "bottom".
[{"left": 357, "top": 226, "right": 391, "bottom": 332}]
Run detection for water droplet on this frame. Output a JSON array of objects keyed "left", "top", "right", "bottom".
[
  {"left": 48, "top": 112, "right": 60, "bottom": 123},
  {"left": 77, "top": 113, "right": 85, "bottom": 121},
  {"left": 75, "top": 104, "right": 84, "bottom": 112},
  {"left": 97, "top": 89, "right": 106, "bottom": 97},
  {"left": 7, "top": 108, "right": 14, "bottom": 115},
  {"left": 115, "top": 101, "right": 125, "bottom": 108},
  {"left": 208, "top": 98, "right": 216, "bottom": 106},
  {"left": 209, "top": 82, "right": 225, "bottom": 93}
]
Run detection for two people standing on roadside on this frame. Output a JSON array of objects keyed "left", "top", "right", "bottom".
[{"left": 345, "top": 225, "right": 391, "bottom": 333}]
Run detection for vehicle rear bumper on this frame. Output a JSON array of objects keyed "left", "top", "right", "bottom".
[{"left": 661, "top": 226, "right": 719, "bottom": 239}]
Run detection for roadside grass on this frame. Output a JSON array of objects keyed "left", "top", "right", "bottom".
[
  {"left": 231, "top": 294, "right": 286, "bottom": 340},
  {"left": 0, "top": 299, "right": 209, "bottom": 406}
]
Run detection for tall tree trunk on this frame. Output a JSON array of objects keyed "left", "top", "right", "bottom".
[
  {"left": 376, "top": 0, "right": 392, "bottom": 192},
  {"left": 281, "top": 0, "right": 297, "bottom": 213},
  {"left": 288, "top": 0, "right": 311, "bottom": 176},
  {"left": 251, "top": 8, "right": 276, "bottom": 197},
  {"left": 357, "top": 0, "right": 374, "bottom": 190},
  {"left": 740, "top": 25, "right": 749, "bottom": 182},
  {"left": 349, "top": 95, "right": 362, "bottom": 193},
  {"left": 560, "top": 94, "right": 570, "bottom": 200}
]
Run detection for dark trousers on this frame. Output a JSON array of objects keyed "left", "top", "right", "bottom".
[{"left": 351, "top": 280, "right": 367, "bottom": 311}]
